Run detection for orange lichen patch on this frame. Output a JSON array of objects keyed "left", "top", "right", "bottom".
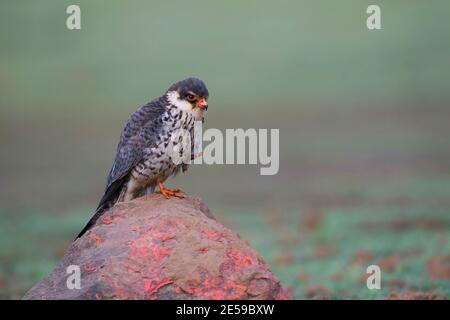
[
  {"left": 182, "top": 285, "right": 228, "bottom": 300},
  {"left": 151, "top": 229, "right": 176, "bottom": 242},
  {"left": 197, "top": 247, "right": 209, "bottom": 254},
  {"left": 182, "top": 276, "right": 230, "bottom": 300},
  {"left": 201, "top": 229, "right": 224, "bottom": 241},
  {"left": 226, "top": 247, "right": 254, "bottom": 267},
  {"left": 135, "top": 245, "right": 173, "bottom": 262},
  {"left": 225, "top": 279, "right": 248, "bottom": 299},
  {"left": 89, "top": 233, "right": 103, "bottom": 245},
  {"left": 122, "top": 262, "right": 143, "bottom": 273},
  {"left": 174, "top": 247, "right": 274, "bottom": 300},
  {"left": 426, "top": 256, "right": 450, "bottom": 280},
  {"left": 158, "top": 218, "right": 179, "bottom": 230},
  {"left": 82, "top": 263, "right": 97, "bottom": 274},
  {"left": 144, "top": 278, "right": 173, "bottom": 296},
  {"left": 102, "top": 216, "right": 113, "bottom": 225},
  {"left": 152, "top": 247, "right": 173, "bottom": 261}
]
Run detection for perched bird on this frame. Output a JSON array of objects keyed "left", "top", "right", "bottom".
[{"left": 77, "top": 77, "right": 209, "bottom": 238}]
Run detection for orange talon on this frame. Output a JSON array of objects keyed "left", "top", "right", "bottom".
[
  {"left": 158, "top": 182, "right": 185, "bottom": 199},
  {"left": 191, "top": 151, "right": 203, "bottom": 160}
]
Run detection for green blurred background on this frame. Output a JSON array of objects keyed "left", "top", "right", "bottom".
[{"left": 1, "top": 1, "right": 450, "bottom": 299}]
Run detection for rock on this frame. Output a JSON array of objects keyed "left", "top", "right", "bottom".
[{"left": 23, "top": 194, "right": 290, "bottom": 300}]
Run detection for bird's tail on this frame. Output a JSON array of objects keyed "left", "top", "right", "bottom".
[
  {"left": 75, "top": 177, "right": 126, "bottom": 239},
  {"left": 76, "top": 207, "right": 107, "bottom": 239}
]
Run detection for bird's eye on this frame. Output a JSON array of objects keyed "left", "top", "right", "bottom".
[{"left": 186, "top": 94, "right": 196, "bottom": 102}]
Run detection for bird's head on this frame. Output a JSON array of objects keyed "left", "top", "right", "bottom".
[{"left": 165, "top": 77, "right": 209, "bottom": 119}]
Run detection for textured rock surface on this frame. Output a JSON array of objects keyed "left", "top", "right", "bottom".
[{"left": 23, "top": 194, "right": 291, "bottom": 300}]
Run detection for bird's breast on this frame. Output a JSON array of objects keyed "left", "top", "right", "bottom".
[{"left": 134, "top": 108, "right": 194, "bottom": 184}]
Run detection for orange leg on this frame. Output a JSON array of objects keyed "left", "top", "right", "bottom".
[{"left": 158, "top": 182, "right": 185, "bottom": 199}]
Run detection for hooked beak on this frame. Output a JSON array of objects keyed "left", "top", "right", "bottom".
[{"left": 195, "top": 98, "right": 208, "bottom": 111}]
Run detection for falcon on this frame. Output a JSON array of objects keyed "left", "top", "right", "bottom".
[{"left": 77, "top": 77, "right": 209, "bottom": 238}]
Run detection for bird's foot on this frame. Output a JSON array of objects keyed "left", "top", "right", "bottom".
[
  {"left": 191, "top": 151, "right": 203, "bottom": 160},
  {"left": 158, "top": 182, "right": 185, "bottom": 199}
]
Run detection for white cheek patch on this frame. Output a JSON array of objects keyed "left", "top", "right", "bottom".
[
  {"left": 166, "top": 90, "right": 204, "bottom": 120},
  {"left": 166, "top": 91, "right": 193, "bottom": 112}
]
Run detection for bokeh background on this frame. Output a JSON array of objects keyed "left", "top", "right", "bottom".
[{"left": 1, "top": 0, "right": 450, "bottom": 299}]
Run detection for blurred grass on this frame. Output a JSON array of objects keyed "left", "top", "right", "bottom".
[
  {"left": 230, "top": 209, "right": 450, "bottom": 299},
  {"left": 1, "top": 1, "right": 450, "bottom": 299}
]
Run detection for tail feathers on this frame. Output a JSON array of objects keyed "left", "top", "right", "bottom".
[
  {"left": 76, "top": 177, "right": 126, "bottom": 239},
  {"left": 76, "top": 208, "right": 106, "bottom": 239}
]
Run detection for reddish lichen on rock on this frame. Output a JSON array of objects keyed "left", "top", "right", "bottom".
[{"left": 23, "top": 194, "right": 290, "bottom": 300}]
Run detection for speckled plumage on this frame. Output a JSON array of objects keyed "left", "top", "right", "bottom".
[{"left": 77, "top": 78, "right": 209, "bottom": 238}]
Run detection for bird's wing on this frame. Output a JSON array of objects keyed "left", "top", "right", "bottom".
[
  {"left": 93, "top": 138, "right": 144, "bottom": 214},
  {"left": 104, "top": 97, "right": 167, "bottom": 193},
  {"left": 77, "top": 98, "right": 167, "bottom": 239}
]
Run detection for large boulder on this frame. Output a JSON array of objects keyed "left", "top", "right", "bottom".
[{"left": 23, "top": 194, "right": 290, "bottom": 300}]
